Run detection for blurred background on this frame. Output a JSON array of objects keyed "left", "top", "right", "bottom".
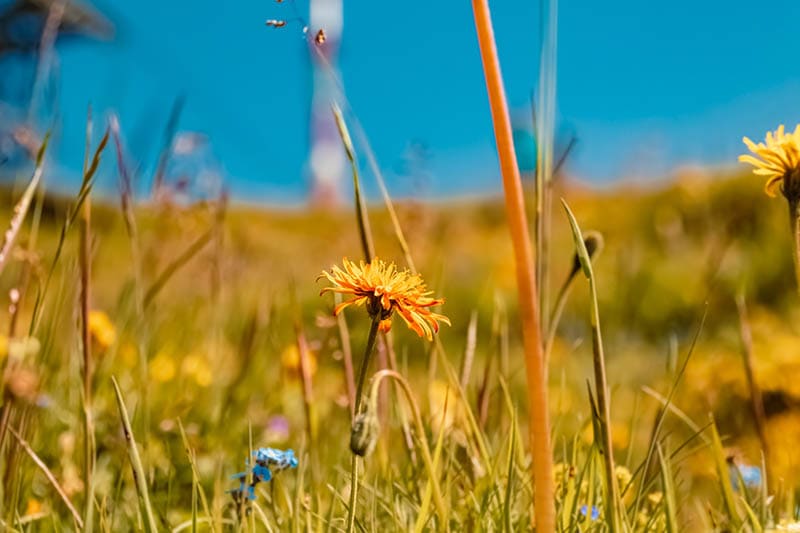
[
  {"left": 2, "top": 1, "right": 800, "bottom": 528},
  {"left": 2, "top": 0, "right": 800, "bottom": 203}
]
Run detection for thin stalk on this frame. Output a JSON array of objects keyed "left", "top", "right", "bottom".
[
  {"left": 0, "top": 136, "right": 49, "bottom": 278},
  {"left": 111, "top": 377, "right": 158, "bottom": 533},
  {"left": 332, "top": 103, "right": 374, "bottom": 262},
  {"left": 295, "top": 323, "right": 317, "bottom": 444},
  {"left": 346, "top": 315, "right": 381, "bottom": 533},
  {"left": 79, "top": 106, "right": 96, "bottom": 533},
  {"left": 335, "top": 294, "right": 356, "bottom": 418},
  {"left": 562, "top": 200, "right": 621, "bottom": 532},
  {"left": 353, "top": 316, "right": 381, "bottom": 415},
  {"left": 535, "top": 0, "right": 558, "bottom": 334},
  {"left": 471, "top": 2, "right": 554, "bottom": 530},
  {"left": 310, "top": 49, "right": 416, "bottom": 272},
  {"left": 789, "top": 198, "right": 800, "bottom": 293},
  {"left": 735, "top": 295, "right": 771, "bottom": 490},
  {"left": 366, "top": 370, "right": 447, "bottom": 525},
  {"left": 177, "top": 419, "right": 214, "bottom": 532},
  {"left": 544, "top": 273, "right": 573, "bottom": 361},
  {"left": 8, "top": 425, "right": 83, "bottom": 529}
]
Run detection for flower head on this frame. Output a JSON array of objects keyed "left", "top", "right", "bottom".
[
  {"left": 319, "top": 258, "right": 450, "bottom": 341},
  {"left": 739, "top": 125, "right": 800, "bottom": 198}
]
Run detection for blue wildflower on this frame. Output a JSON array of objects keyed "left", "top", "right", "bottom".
[
  {"left": 580, "top": 505, "right": 600, "bottom": 521},
  {"left": 228, "top": 447, "right": 298, "bottom": 501},
  {"left": 730, "top": 464, "right": 762, "bottom": 491}
]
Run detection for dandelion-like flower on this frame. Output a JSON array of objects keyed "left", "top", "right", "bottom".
[
  {"left": 740, "top": 124, "right": 800, "bottom": 293},
  {"left": 319, "top": 258, "right": 450, "bottom": 341},
  {"left": 739, "top": 124, "right": 800, "bottom": 198}
]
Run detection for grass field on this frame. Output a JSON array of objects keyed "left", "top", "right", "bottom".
[
  {"left": 0, "top": 162, "right": 797, "bottom": 530},
  {"left": 2, "top": 1, "right": 800, "bottom": 530}
]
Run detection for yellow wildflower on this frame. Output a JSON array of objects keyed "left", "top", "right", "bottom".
[
  {"left": 182, "top": 353, "right": 213, "bottom": 387},
  {"left": 616, "top": 465, "right": 634, "bottom": 506},
  {"left": 149, "top": 350, "right": 177, "bottom": 383},
  {"left": 24, "top": 498, "right": 42, "bottom": 517},
  {"left": 739, "top": 124, "right": 800, "bottom": 197},
  {"left": 281, "top": 344, "right": 317, "bottom": 378},
  {"left": 88, "top": 310, "right": 117, "bottom": 349},
  {"left": 319, "top": 257, "right": 449, "bottom": 340}
]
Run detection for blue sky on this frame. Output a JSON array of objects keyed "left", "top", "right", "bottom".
[{"left": 22, "top": 0, "right": 800, "bottom": 202}]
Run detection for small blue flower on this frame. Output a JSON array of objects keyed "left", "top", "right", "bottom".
[
  {"left": 580, "top": 505, "right": 600, "bottom": 521},
  {"left": 254, "top": 447, "right": 299, "bottom": 471},
  {"left": 228, "top": 447, "right": 298, "bottom": 502},
  {"left": 730, "top": 464, "right": 762, "bottom": 491}
]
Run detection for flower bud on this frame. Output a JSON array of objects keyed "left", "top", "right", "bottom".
[{"left": 350, "top": 409, "right": 380, "bottom": 457}]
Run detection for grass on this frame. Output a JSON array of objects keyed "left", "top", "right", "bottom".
[
  {"left": 0, "top": 10, "right": 798, "bottom": 524},
  {"left": 0, "top": 162, "right": 794, "bottom": 531}
]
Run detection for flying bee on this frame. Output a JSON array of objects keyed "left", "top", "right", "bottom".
[
  {"left": 265, "top": 19, "right": 286, "bottom": 28},
  {"left": 314, "top": 28, "right": 326, "bottom": 45}
]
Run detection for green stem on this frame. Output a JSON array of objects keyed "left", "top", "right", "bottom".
[
  {"left": 353, "top": 316, "right": 381, "bottom": 416},
  {"left": 346, "top": 314, "right": 381, "bottom": 533},
  {"left": 789, "top": 199, "right": 800, "bottom": 294}
]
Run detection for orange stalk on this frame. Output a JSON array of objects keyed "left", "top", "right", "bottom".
[{"left": 470, "top": 1, "right": 555, "bottom": 531}]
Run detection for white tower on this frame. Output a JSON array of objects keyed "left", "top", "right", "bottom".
[{"left": 308, "top": 0, "right": 345, "bottom": 207}]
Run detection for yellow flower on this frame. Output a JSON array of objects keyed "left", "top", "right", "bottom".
[
  {"left": 24, "top": 498, "right": 42, "bottom": 517},
  {"left": 739, "top": 124, "right": 800, "bottom": 197},
  {"left": 149, "top": 350, "right": 176, "bottom": 383},
  {"left": 88, "top": 310, "right": 117, "bottom": 349},
  {"left": 182, "top": 353, "right": 213, "bottom": 387},
  {"left": 281, "top": 344, "right": 317, "bottom": 378},
  {"left": 319, "top": 258, "right": 450, "bottom": 341}
]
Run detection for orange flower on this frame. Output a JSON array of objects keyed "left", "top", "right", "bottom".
[
  {"left": 739, "top": 124, "right": 800, "bottom": 197},
  {"left": 319, "top": 258, "right": 449, "bottom": 341}
]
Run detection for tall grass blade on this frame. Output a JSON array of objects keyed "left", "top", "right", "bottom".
[
  {"left": 561, "top": 199, "right": 621, "bottom": 532},
  {"left": 656, "top": 443, "right": 678, "bottom": 533},
  {"left": 0, "top": 134, "right": 49, "bottom": 278},
  {"left": 709, "top": 416, "right": 742, "bottom": 529},
  {"left": 111, "top": 376, "right": 159, "bottom": 533},
  {"left": 332, "top": 103, "right": 374, "bottom": 262},
  {"left": 177, "top": 419, "right": 214, "bottom": 532}
]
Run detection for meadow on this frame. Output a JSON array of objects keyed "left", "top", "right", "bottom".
[
  {"left": 0, "top": 155, "right": 797, "bottom": 531},
  {"left": 2, "top": 1, "right": 800, "bottom": 531}
]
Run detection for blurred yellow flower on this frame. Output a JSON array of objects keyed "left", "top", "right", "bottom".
[
  {"left": 647, "top": 491, "right": 662, "bottom": 507},
  {"left": 119, "top": 342, "right": 138, "bottom": 367},
  {"left": 739, "top": 124, "right": 800, "bottom": 197},
  {"left": 281, "top": 344, "right": 317, "bottom": 378},
  {"left": 182, "top": 353, "right": 213, "bottom": 387},
  {"left": 150, "top": 350, "right": 177, "bottom": 383},
  {"left": 616, "top": 465, "right": 634, "bottom": 506},
  {"left": 24, "top": 498, "right": 42, "bottom": 517},
  {"left": 88, "top": 310, "right": 117, "bottom": 349},
  {"left": 319, "top": 257, "right": 449, "bottom": 340}
]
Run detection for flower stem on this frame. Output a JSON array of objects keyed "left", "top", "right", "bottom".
[
  {"left": 346, "top": 314, "right": 381, "bottom": 533},
  {"left": 353, "top": 316, "right": 381, "bottom": 415},
  {"left": 366, "top": 369, "right": 447, "bottom": 525},
  {"left": 470, "top": 1, "right": 555, "bottom": 530},
  {"left": 789, "top": 198, "right": 800, "bottom": 293}
]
